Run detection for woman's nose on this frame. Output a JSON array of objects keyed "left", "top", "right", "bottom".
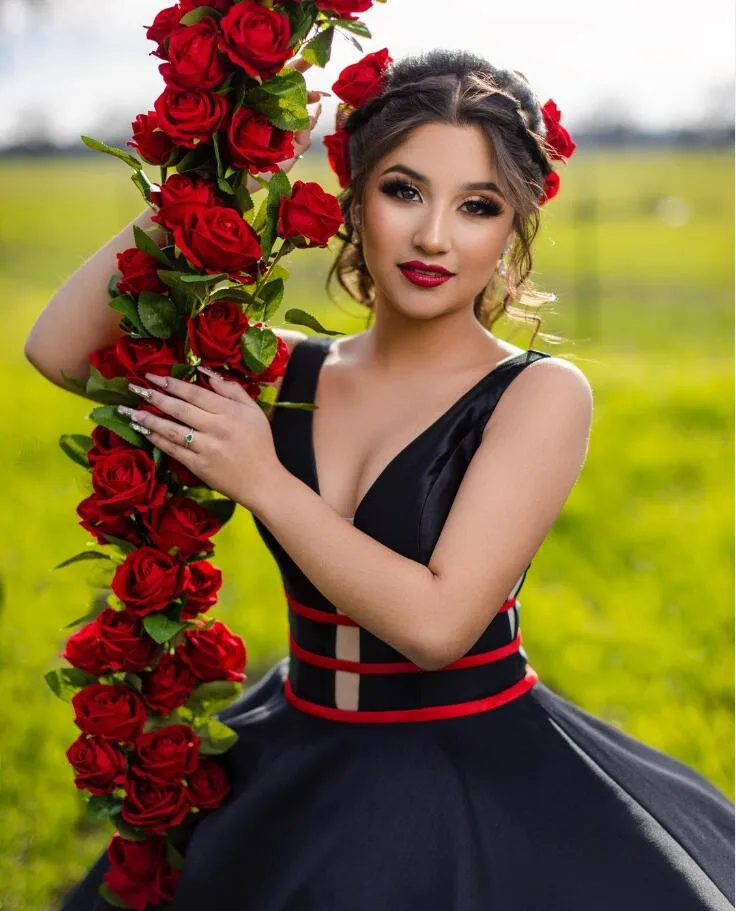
[{"left": 412, "top": 207, "right": 451, "bottom": 254}]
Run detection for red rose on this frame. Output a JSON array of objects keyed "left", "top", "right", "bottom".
[
  {"left": 141, "top": 495, "right": 223, "bottom": 560},
  {"left": 90, "top": 450, "right": 168, "bottom": 517},
  {"left": 144, "top": 5, "right": 184, "bottom": 60},
  {"left": 115, "top": 248, "right": 168, "bottom": 297},
  {"left": 104, "top": 835, "right": 180, "bottom": 911},
  {"left": 77, "top": 493, "right": 144, "bottom": 547},
  {"left": 541, "top": 99, "right": 576, "bottom": 161},
  {"left": 225, "top": 107, "right": 294, "bottom": 174},
  {"left": 111, "top": 546, "right": 191, "bottom": 616},
  {"left": 121, "top": 774, "right": 191, "bottom": 834},
  {"left": 204, "top": 369, "right": 261, "bottom": 401},
  {"left": 180, "top": 560, "right": 223, "bottom": 619},
  {"left": 180, "top": 0, "right": 232, "bottom": 11},
  {"left": 115, "top": 335, "right": 183, "bottom": 383},
  {"left": 323, "top": 127, "right": 351, "bottom": 189},
  {"left": 142, "top": 654, "right": 197, "bottom": 715},
  {"left": 186, "top": 756, "right": 230, "bottom": 809},
  {"left": 218, "top": 1, "right": 292, "bottom": 80},
  {"left": 187, "top": 299, "right": 249, "bottom": 368},
  {"left": 151, "top": 172, "right": 218, "bottom": 231},
  {"left": 172, "top": 204, "right": 262, "bottom": 278},
  {"left": 128, "top": 111, "right": 176, "bottom": 166},
  {"left": 132, "top": 724, "right": 200, "bottom": 785},
  {"left": 97, "top": 609, "right": 161, "bottom": 672},
  {"left": 87, "top": 426, "right": 134, "bottom": 467},
  {"left": 63, "top": 621, "right": 113, "bottom": 677},
  {"left": 66, "top": 734, "right": 127, "bottom": 796},
  {"left": 314, "top": 0, "right": 373, "bottom": 18},
  {"left": 179, "top": 620, "right": 246, "bottom": 682},
  {"left": 332, "top": 48, "right": 392, "bottom": 108},
  {"left": 72, "top": 683, "right": 148, "bottom": 742},
  {"left": 162, "top": 452, "right": 204, "bottom": 489},
  {"left": 539, "top": 171, "right": 560, "bottom": 206},
  {"left": 278, "top": 180, "right": 343, "bottom": 247},
  {"left": 154, "top": 85, "right": 229, "bottom": 148},
  {"left": 89, "top": 342, "right": 126, "bottom": 381},
  {"left": 159, "top": 16, "right": 229, "bottom": 92}
]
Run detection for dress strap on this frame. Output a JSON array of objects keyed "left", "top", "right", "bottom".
[{"left": 276, "top": 335, "right": 329, "bottom": 406}]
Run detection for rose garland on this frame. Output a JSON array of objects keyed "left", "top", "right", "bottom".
[{"left": 45, "top": 3, "right": 382, "bottom": 909}]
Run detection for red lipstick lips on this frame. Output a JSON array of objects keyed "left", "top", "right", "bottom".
[{"left": 397, "top": 260, "right": 455, "bottom": 288}]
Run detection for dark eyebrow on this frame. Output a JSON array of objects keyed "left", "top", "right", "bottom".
[{"left": 379, "top": 164, "right": 506, "bottom": 200}]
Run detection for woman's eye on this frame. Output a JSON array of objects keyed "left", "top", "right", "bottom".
[
  {"left": 380, "top": 179, "right": 419, "bottom": 201},
  {"left": 464, "top": 198, "right": 504, "bottom": 218}
]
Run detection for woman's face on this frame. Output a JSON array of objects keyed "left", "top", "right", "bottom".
[{"left": 357, "top": 121, "right": 516, "bottom": 322}]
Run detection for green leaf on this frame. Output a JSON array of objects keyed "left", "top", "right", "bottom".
[
  {"left": 59, "top": 433, "right": 94, "bottom": 469},
  {"left": 217, "top": 177, "right": 235, "bottom": 196},
  {"left": 60, "top": 370, "right": 89, "bottom": 395},
  {"left": 166, "top": 841, "right": 186, "bottom": 871},
  {"left": 208, "top": 287, "right": 255, "bottom": 306},
  {"left": 301, "top": 26, "right": 334, "bottom": 67},
  {"left": 185, "top": 680, "right": 242, "bottom": 715},
  {"left": 257, "top": 169, "right": 291, "bottom": 261},
  {"left": 62, "top": 600, "right": 108, "bottom": 630},
  {"left": 250, "top": 96, "right": 310, "bottom": 132},
  {"left": 233, "top": 179, "right": 254, "bottom": 216},
  {"left": 108, "top": 294, "right": 147, "bottom": 335},
  {"left": 179, "top": 272, "right": 229, "bottom": 285},
  {"left": 179, "top": 5, "right": 222, "bottom": 25},
  {"left": 99, "top": 534, "right": 138, "bottom": 555},
  {"left": 198, "top": 496, "right": 236, "bottom": 525},
  {"left": 241, "top": 325, "right": 278, "bottom": 374},
  {"left": 261, "top": 278, "right": 284, "bottom": 320},
  {"left": 90, "top": 405, "right": 149, "bottom": 447},
  {"left": 81, "top": 135, "right": 142, "bottom": 170},
  {"left": 143, "top": 613, "right": 188, "bottom": 645},
  {"left": 98, "top": 884, "right": 133, "bottom": 909},
  {"left": 113, "top": 817, "right": 148, "bottom": 842},
  {"left": 54, "top": 550, "right": 113, "bottom": 570},
  {"left": 195, "top": 717, "right": 239, "bottom": 755},
  {"left": 137, "top": 291, "right": 176, "bottom": 339},
  {"left": 283, "top": 309, "right": 344, "bottom": 335},
  {"left": 44, "top": 667, "right": 97, "bottom": 702},
  {"left": 87, "top": 794, "right": 124, "bottom": 820},
  {"left": 212, "top": 131, "right": 224, "bottom": 179},
  {"left": 133, "top": 224, "right": 174, "bottom": 267},
  {"left": 175, "top": 144, "right": 212, "bottom": 173},
  {"left": 334, "top": 17, "right": 371, "bottom": 38},
  {"left": 85, "top": 366, "right": 134, "bottom": 406},
  {"left": 130, "top": 168, "right": 155, "bottom": 205}
]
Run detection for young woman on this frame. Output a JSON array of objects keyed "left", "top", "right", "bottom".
[{"left": 27, "top": 49, "right": 734, "bottom": 910}]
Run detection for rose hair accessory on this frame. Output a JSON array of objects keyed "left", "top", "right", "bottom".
[{"left": 322, "top": 50, "right": 577, "bottom": 205}]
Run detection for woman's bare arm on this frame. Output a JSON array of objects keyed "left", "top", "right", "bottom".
[
  {"left": 23, "top": 208, "right": 161, "bottom": 397},
  {"left": 247, "top": 358, "right": 593, "bottom": 671}
]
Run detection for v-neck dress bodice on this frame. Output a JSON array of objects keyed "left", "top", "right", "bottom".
[
  {"left": 251, "top": 334, "right": 549, "bottom": 720},
  {"left": 61, "top": 335, "right": 735, "bottom": 911}
]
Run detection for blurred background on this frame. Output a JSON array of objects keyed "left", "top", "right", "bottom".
[{"left": 0, "top": 0, "right": 733, "bottom": 908}]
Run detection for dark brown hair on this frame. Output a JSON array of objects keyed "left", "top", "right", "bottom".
[{"left": 326, "top": 48, "right": 561, "bottom": 345}]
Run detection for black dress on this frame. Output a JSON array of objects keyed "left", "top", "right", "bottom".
[{"left": 62, "top": 335, "right": 735, "bottom": 911}]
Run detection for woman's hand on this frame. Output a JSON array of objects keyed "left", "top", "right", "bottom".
[
  {"left": 243, "top": 56, "right": 329, "bottom": 195},
  {"left": 120, "top": 368, "right": 283, "bottom": 509}
]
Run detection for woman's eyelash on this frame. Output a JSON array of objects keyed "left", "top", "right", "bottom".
[{"left": 378, "top": 178, "right": 504, "bottom": 217}]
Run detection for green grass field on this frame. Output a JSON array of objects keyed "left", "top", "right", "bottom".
[{"left": 0, "top": 148, "right": 733, "bottom": 910}]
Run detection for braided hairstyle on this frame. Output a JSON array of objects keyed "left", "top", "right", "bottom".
[{"left": 326, "top": 48, "right": 559, "bottom": 339}]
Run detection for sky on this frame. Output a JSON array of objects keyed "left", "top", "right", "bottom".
[{"left": 0, "top": 0, "right": 733, "bottom": 147}]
